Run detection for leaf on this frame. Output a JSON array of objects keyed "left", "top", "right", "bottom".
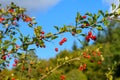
[
  {"left": 54, "top": 26, "right": 59, "bottom": 31},
  {"left": 76, "top": 29, "right": 82, "bottom": 34},
  {"left": 51, "top": 36, "right": 58, "bottom": 40},
  {"left": 103, "top": 20, "right": 109, "bottom": 26},
  {"left": 112, "top": 3, "right": 116, "bottom": 10},
  {"left": 97, "top": 25, "right": 103, "bottom": 30},
  {"left": 80, "top": 34, "right": 86, "bottom": 36},
  {"left": 23, "top": 44, "right": 28, "bottom": 50},
  {"left": 85, "top": 12, "right": 92, "bottom": 17},
  {"left": 88, "top": 18, "right": 93, "bottom": 24},
  {"left": 98, "top": 10, "right": 104, "bottom": 16},
  {"left": 117, "top": 8, "right": 120, "bottom": 14},
  {"left": 13, "top": 38, "right": 17, "bottom": 42}
]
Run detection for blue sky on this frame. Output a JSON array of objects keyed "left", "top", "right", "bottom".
[
  {"left": 1, "top": 0, "right": 118, "bottom": 59},
  {"left": 31, "top": 0, "right": 111, "bottom": 59}
]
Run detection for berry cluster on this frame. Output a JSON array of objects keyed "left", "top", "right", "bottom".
[
  {"left": 85, "top": 31, "right": 96, "bottom": 42},
  {"left": 79, "top": 64, "right": 87, "bottom": 71},
  {"left": 55, "top": 37, "right": 67, "bottom": 52},
  {"left": 12, "top": 59, "right": 19, "bottom": 67},
  {"left": 59, "top": 38, "right": 67, "bottom": 46},
  {"left": 82, "top": 50, "right": 103, "bottom": 65}
]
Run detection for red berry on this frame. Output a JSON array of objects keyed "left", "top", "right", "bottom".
[
  {"left": 16, "top": 45, "right": 20, "bottom": 49},
  {"left": 85, "top": 36, "right": 90, "bottom": 42},
  {"left": 60, "top": 75, "right": 66, "bottom": 80},
  {"left": 12, "top": 63, "right": 17, "bottom": 67},
  {"left": 41, "top": 31, "right": 45, "bottom": 34},
  {"left": 86, "top": 23, "right": 90, "bottom": 26},
  {"left": 59, "top": 42, "right": 63, "bottom": 46},
  {"left": 82, "top": 15, "right": 86, "bottom": 19},
  {"left": 8, "top": 9, "right": 14, "bottom": 13},
  {"left": 88, "top": 31, "right": 92, "bottom": 36},
  {"left": 83, "top": 64, "right": 87, "bottom": 70},
  {"left": 2, "top": 55, "right": 6, "bottom": 60},
  {"left": 97, "top": 51, "right": 101, "bottom": 56},
  {"left": 63, "top": 38, "right": 67, "bottom": 42},
  {"left": 98, "top": 61, "right": 101, "bottom": 64},
  {"left": 79, "top": 65, "right": 83, "bottom": 71},
  {"left": 11, "top": 78, "right": 16, "bottom": 80},
  {"left": 86, "top": 55, "right": 91, "bottom": 59},
  {"left": 55, "top": 48, "right": 58, "bottom": 52},
  {"left": 91, "top": 35, "right": 97, "bottom": 40},
  {"left": 14, "top": 59, "right": 18, "bottom": 64}
]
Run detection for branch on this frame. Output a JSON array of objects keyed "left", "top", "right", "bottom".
[{"left": 39, "top": 57, "right": 81, "bottom": 80}]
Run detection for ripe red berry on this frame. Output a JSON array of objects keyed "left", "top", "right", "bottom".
[
  {"left": 2, "top": 55, "right": 6, "bottom": 60},
  {"left": 82, "top": 15, "right": 87, "bottom": 19},
  {"left": 55, "top": 48, "right": 58, "bottom": 52},
  {"left": 59, "top": 41, "right": 63, "bottom": 46},
  {"left": 83, "top": 64, "right": 87, "bottom": 70},
  {"left": 11, "top": 78, "right": 16, "bottom": 80},
  {"left": 16, "top": 45, "right": 20, "bottom": 49},
  {"left": 14, "top": 59, "right": 18, "bottom": 64},
  {"left": 91, "top": 35, "right": 97, "bottom": 40},
  {"left": 86, "top": 55, "right": 91, "bottom": 59},
  {"left": 86, "top": 23, "right": 90, "bottom": 26},
  {"left": 88, "top": 31, "right": 92, "bottom": 36},
  {"left": 79, "top": 65, "right": 83, "bottom": 71},
  {"left": 98, "top": 61, "right": 101, "bottom": 64},
  {"left": 97, "top": 51, "right": 101, "bottom": 56},
  {"left": 8, "top": 9, "right": 14, "bottom": 13},
  {"left": 63, "top": 38, "right": 67, "bottom": 42},
  {"left": 85, "top": 36, "right": 90, "bottom": 42},
  {"left": 12, "top": 63, "right": 17, "bottom": 67},
  {"left": 41, "top": 31, "right": 45, "bottom": 34},
  {"left": 60, "top": 75, "right": 66, "bottom": 80}
]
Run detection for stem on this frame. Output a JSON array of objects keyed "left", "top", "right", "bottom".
[{"left": 39, "top": 57, "right": 81, "bottom": 80}]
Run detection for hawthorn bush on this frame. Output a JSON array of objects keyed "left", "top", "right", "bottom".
[{"left": 0, "top": 2, "right": 120, "bottom": 80}]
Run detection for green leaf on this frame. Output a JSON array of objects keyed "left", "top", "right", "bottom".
[
  {"left": 51, "top": 36, "right": 58, "bottom": 40},
  {"left": 103, "top": 20, "right": 109, "bottom": 26},
  {"left": 77, "top": 12, "right": 81, "bottom": 18},
  {"left": 23, "top": 44, "right": 28, "bottom": 50},
  {"left": 88, "top": 18, "right": 93, "bottom": 24},
  {"left": 13, "top": 38, "right": 17, "bottom": 42},
  {"left": 54, "top": 26, "right": 59, "bottom": 31},
  {"left": 4, "top": 40, "right": 10, "bottom": 45},
  {"left": 112, "top": 3, "right": 116, "bottom": 10},
  {"left": 10, "top": 35, "right": 13, "bottom": 39},
  {"left": 98, "top": 10, "right": 104, "bottom": 16},
  {"left": 117, "top": 8, "right": 120, "bottom": 14},
  {"left": 97, "top": 25, "right": 103, "bottom": 30},
  {"left": 46, "top": 32, "right": 53, "bottom": 38},
  {"left": 76, "top": 29, "right": 82, "bottom": 34},
  {"left": 85, "top": 12, "right": 92, "bottom": 17},
  {"left": 80, "top": 34, "right": 86, "bottom": 36}
]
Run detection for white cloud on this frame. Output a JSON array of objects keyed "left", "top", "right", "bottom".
[{"left": 0, "top": 0, "right": 61, "bottom": 12}]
